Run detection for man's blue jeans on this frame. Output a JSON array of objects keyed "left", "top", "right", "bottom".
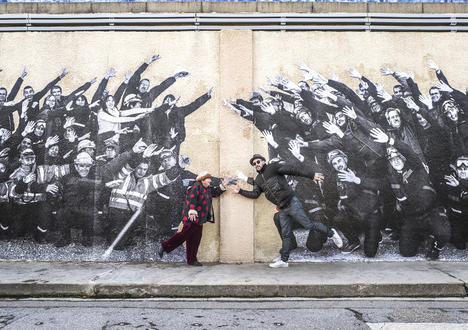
[{"left": 277, "top": 196, "right": 330, "bottom": 262}]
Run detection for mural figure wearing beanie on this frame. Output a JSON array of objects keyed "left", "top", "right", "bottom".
[{"left": 158, "top": 171, "right": 228, "bottom": 266}]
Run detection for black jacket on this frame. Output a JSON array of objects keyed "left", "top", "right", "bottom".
[{"left": 239, "top": 160, "right": 317, "bottom": 208}]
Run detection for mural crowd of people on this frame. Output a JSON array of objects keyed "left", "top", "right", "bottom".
[
  {"left": 0, "top": 54, "right": 214, "bottom": 253},
  {"left": 226, "top": 60, "right": 467, "bottom": 262}
]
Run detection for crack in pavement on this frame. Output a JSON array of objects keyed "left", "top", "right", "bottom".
[{"left": 428, "top": 264, "right": 468, "bottom": 297}]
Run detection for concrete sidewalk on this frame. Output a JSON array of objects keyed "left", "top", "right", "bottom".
[{"left": 1, "top": 260, "right": 467, "bottom": 298}]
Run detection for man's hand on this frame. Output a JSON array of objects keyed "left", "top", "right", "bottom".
[
  {"left": 261, "top": 130, "right": 278, "bottom": 149},
  {"left": 124, "top": 71, "right": 132, "bottom": 84},
  {"left": 428, "top": 59, "right": 440, "bottom": 72},
  {"left": 235, "top": 170, "right": 248, "bottom": 182},
  {"left": 380, "top": 67, "right": 393, "bottom": 76},
  {"left": 105, "top": 68, "right": 116, "bottom": 79},
  {"left": 132, "top": 138, "right": 147, "bottom": 154},
  {"left": 169, "top": 127, "right": 179, "bottom": 140},
  {"left": 370, "top": 128, "right": 389, "bottom": 144},
  {"left": 403, "top": 97, "right": 420, "bottom": 112},
  {"left": 342, "top": 106, "right": 357, "bottom": 120},
  {"left": 322, "top": 121, "right": 344, "bottom": 139},
  {"left": 260, "top": 103, "right": 276, "bottom": 115},
  {"left": 60, "top": 68, "right": 68, "bottom": 79},
  {"left": 375, "top": 83, "right": 392, "bottom": 102},
  {"left": 313, "top": 173, "right": 324, "bottom": 184},
  {"left": 434, "top": 81, "right": 453, "bottom": 93},
  {"left": 22, "top": 121, "right": 36, "bottom": 136},
  {"left": 90, "top": 77, "right": 97, "bottom": 85},
  {"left": 348, "top": 67, "right": 362, "bottom": 79},
  {"left": 444, "top": 174, "right": 459, "bottom": 187},
  {"left": 419, "top": 94, "right": 433, "bottom": 110},
  {"left": 179, "top": 154, "right": 190, "bottom": 168},
  {"left": 143, "top": 144, "right": 163, "bottom": 158},
  {"left": 21, "top": 67, "right": 28, "bottom": 79},
  {"left": 174, "top": 71, "right": 190, "bottom": 79},
  {"left": 45, "top": 135, "right": 59, "bottom": 148},
  {"left": 207, "top": 87, "right": 214, "bottom": 97},
  {"left": 46, "top": 184, "right": 59, "bottom": 195},
  {"left": 0, "top": 148, "right": 10, "bottom": 158},
  {"left": 23, "top": 173, "right": 36, "bottom": 184},
  {"left": 288, "top": 140, "right": 304, "bottom": 162},
  {"left": 337, "top": 169, "right": 360, "bottom": 184},
  {"left": 229, "top": 182, "right": 241, "bottom": 194},
  {"left": 330, "top": 72, "right": 339, "bottom": 82},
  {"left": 146, "top": 54, "right": 161, "bottom": 64}
]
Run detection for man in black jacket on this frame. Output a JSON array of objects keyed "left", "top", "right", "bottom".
[{"left": 231, "top": 154, "right": 343, "bottom": 268}]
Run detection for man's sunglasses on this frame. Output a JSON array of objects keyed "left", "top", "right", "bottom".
[{"left": 252, "top": 160, "right": 263, "bottom": 166}]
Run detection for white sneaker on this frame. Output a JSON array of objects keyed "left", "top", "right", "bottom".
[
  {"left": 330, "top": 228, "right": 343, "bottom": 248},
  {"left": 272, "top": 255, "right": 281, "bottom": 263},
  {"left": 269, "top": 260, "right": 289, "bottom": 268}
]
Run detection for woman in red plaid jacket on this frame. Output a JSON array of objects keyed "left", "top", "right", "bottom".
[{"left": 158, "top": 171, "right": 228, "bottom": 266}]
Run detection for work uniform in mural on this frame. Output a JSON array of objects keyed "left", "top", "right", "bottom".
[
  {"left": 0, "top": 55, "right": 213, "bottom": 261},
  {"left": 227, "top": 60, "right": 468, "bottom": 260}
]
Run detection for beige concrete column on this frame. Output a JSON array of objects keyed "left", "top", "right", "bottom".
[{"left": 218, "top": 30, "right": 255, "bottom": 263}]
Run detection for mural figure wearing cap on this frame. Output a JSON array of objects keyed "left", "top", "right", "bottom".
[
  {"left": 231, "top": 154, "right": 343, "bottom": 268},
  {"left": 159, "top": 171, "right": 228, "bottom": 266}
]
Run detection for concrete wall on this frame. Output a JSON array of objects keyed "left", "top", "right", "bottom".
[
  {"left": 1, "top": 2, "right": 468, "bottom": 14},
  {"left": 0, "top": 30, "right": 467, "bottom": 263}
]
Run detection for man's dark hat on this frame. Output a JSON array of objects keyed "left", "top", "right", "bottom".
[{"left": 250, "top": 154, "right": 266, "bottom": 165}]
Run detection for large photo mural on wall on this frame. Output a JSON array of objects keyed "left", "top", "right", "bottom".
[
  {"left": 0, "top": 31, "right": 467, "bottom": 263},
  {"left": 226, "top": 31, "right": 468, "bottom": 263},
  {"left": 0, "top": 32, "right": 221, "bottom": 262}
]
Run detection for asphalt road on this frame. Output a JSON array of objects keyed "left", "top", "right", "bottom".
[{"left": 1, "top": 298, "right": 468, "bottom": 329}]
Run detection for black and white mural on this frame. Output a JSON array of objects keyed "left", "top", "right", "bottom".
[
  {"left": 226, "top": 60, "right": 468, "bottom": 261},
  {"left": 0, "top": 55, "right": 215, "bottom": 261}
]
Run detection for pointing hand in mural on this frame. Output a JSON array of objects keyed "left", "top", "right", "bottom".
[
  {"left": 261, "top": 130, "right": 279, "bottom": 149},
  {"left": 380, "top": 66, "right": 393, "bottom": 76},
  {"left": 60, "top": 68, "right": 68, "bottom": 79},
  {"left": 428, "top": 59, "right": 440, "bottom": 72},
  {"left": 105, "top": 68, "right": 116, "bottom": 79},
  {"left": 0, "top": 148, "right": 10, "bottom": 158},
  {"left": 347, "top": 67, "right": 362, "bottom": 80},
  {"left": 21, "top": 67, "right": 28, "bottom": 79},
  {"left": 174, "top": 71, "right": 190, "bottom": 79},
  {"left": 146, "top": 54, "right": 161, "bottom": 64},
  {"left": 207, "top": 87, "right": 214, "bottom": 97},
  {"left": 265, "top": 76, "right": 278, "bottom": 88},
  {"left": 296, "top": 61, "right": 312, "bottom": 74},
  {"left": 89, "top": 77, "right": 98, "bottom": 85}
]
